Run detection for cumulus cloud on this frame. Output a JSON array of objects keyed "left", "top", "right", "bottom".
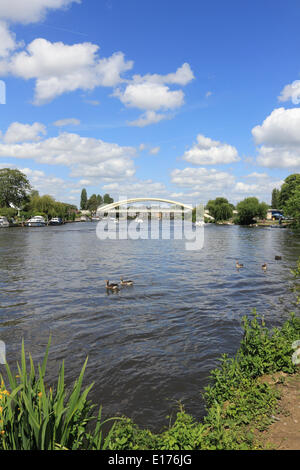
[
  {"left": 131, "top": 63, "right": 194, "bottom": 86},
  {"left": 0, "top": 21, "right": 21, "bottom": 58},
  {"left": 278, "top": 79, "right": 300, "bottom": 105},
  {"left": 0, "top": 126, "right": 137, "bottom": 182},
  {"left": 102, "top": 179, "right": 167, "bottom": 198},
  {"left": 181, "top": 134, "right": 240, "bottom": 165},
  {"left": 1, "top": 38, "right": 133, "bottom": 104},
  {"left": 171, "top": 167, "right": 236, "bottom": 190},
  {"left": 0, "top": 0, "right": 81, "bottom": 24},
  {"left": 114, "top": 81, "right": 184, "bottom": 111},
  {"left": 114, "top": 62, "right": 194, "bottom": 126},
  {"left": 252, "top": 107, "right": 300, "bottom": 168},
  {"left": 3, "top": 122, "right": 47, "bottom": 143}
]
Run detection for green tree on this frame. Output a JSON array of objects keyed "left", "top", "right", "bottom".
[
  {"left": 80, "top": 188, "right": 88, "bottom": 210},
  {"left": 278, "top": 174, "right": 300, "bottom": 209},
  {"left": 283, "top": 188, "right": 300, "bottom": 225},
  {"left": 0, "top": 168, "right": 31, "bottom": 208},
  {"left": 96, "top": 194, "right": 103, "bottom": 207},
  {"left": 206, "top": 197, "right": 233, "bottom": 222},
  {"left": 271, "top": 188, "right": 280, "bottom": 209},
  {"left": 236, "top": 197, "right": 268, "bottom": 225},
  {"left": 103, "top": 193, "right": 114, "bottom": 204},
  {"left": 87, "top": 194, "right": 98, "bottom": 213}
]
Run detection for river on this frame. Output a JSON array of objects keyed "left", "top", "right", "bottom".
[{"left": 0, "top": 222, "right": 299, "bottom": 431}]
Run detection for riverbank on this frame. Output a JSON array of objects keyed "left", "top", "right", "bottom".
[
  {"left": 256, "top": 370, "right": 300, "bottom": 449},
  {"left": 0, "top": 311, "right": 299, "bottom": 450}
]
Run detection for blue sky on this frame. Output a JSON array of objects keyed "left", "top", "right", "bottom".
[{"left": 1, "top": 0, "right": 300, "bottom": 207}]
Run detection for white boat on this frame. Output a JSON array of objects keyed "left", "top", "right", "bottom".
[
  {"left": 0, "top": 216, "right": 9, "bottom": 227},
  {"left": 26, "top": 216, "right": 46, "bottom": 227},
  {"left": 49, "top": 217, "right": 63, "bottom": 225}
]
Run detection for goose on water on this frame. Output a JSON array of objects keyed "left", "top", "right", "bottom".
[
  {"left": 120, "top": 277, "right": 134, "bottom": 286},
  {"left": 105, "top": 280, "right": 119, "bottom": 290}
]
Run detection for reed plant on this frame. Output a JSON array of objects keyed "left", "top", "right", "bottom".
[{"left": 0, "top": 338, "right": 118, "bottom": 450}]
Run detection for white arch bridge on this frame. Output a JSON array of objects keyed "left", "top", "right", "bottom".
[
  {"left": 96, "top": 197, "right": 209, "bottom": 220},
  {"left": 99, "top": 197, "right": 205, "bottom": 219},
  {"left": 97, "top": 197, "right": 195, "bottom": 214}
]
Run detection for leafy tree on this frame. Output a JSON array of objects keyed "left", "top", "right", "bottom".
[
  {"left": 206, "top": 197, "right": 233, "bottom": 222},
  {"left": 24, "top": 193, "right": 77, "bottom": 220},
  {"left": 236, "top": 197, "right": 268, "bottom": 225},
  {"left": 278, "top": 174, "right": 300, "bottom": 209},
  {"left": 103, "top": 193, "right": 114, "bottom": 204},
  {"left": 87, "top": 194, "right": 98, "bottom": 213},
  {"left": 0, "top": 168, "right": 31, "bottom": 208},
  {"left": 96, "top": 194, "right": 103, "bottom": 207},
  {"left": 271, "top": 188, "right": 280, "bottom": 209},
  {"left": 283, "top": 188, "right": 300, "bottom": 225},
  {"left": 80, "top": 188, "right": 88, "bottom": 210}
]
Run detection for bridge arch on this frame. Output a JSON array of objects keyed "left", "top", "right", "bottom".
[{"left": 97, "top": 197, "right": 194, "bottom": 213}]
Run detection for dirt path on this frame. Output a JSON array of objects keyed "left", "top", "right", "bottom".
[{"left": 258, "top": 370, "right": 300, "bottom": 450}]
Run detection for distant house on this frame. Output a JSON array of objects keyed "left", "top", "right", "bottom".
[{"left": 267, "top": 209, "right": 283, "bottom": 220}]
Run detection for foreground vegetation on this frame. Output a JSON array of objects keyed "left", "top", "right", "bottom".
[{"left": 0, "top": 309, "right": 299, "bottom": 450}]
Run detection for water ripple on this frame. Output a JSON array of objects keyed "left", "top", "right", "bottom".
[{"left": 0, "top": 223, "right": 299, "bottom": 430}]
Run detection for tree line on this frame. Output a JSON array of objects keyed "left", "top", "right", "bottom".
[
  {"left": 80, "top": 188, "right": 114, "bottom": 213},
  {"left": 1, "top": 167, "right": 300, "bottom": 225},
  {"left": 198, "top": 173, "right": 300, "bottom": 226},
  {"left": 0, "top": 168, "right": 114, "bottom": 220}
]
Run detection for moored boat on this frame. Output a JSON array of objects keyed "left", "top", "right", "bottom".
[
  {"left": 26, "top": 216, "right": 46, "bottom": 227},
  {"left": 49, "top": 217, "right": 63, "bottom": 225},
  {"left": 0, "top": 216, "right": 10, "bottom": 227}
]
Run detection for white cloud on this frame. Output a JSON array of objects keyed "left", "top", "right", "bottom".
[
  {"left": 0, "top": 0, "right": 81, "bottom": 24},
  {"left": 102, "top": 179, "right": 167, "bottom": 198},
  {"left": 278, "top": 79, "right": 300, "bottom": 105},
  {"left": 0, "top": 21, "right": 21, "bottom": 58},
  {"left": 171, "top": 167, "right": 236, "bottom": 190},
  {"left": 0, "top": 127, "right": 137, "bottom": 182},
  {"left": 114, "top": 62, "right": 194, "bottom": 126},
  {"left": 129, "top": 110, "right": 169, "bottom": 127},
  {"left": 233, "top": 178, "right": 283, "bottom": 198},
  {"left": 114, "top": 81, "right": 184, "bottom": 111},
  {"left": 149, "top": 146, "right": 160, "bottom": 155},
  {"left": 53, "top": 118, "right": 80, "bottom": 127},
  {"left": 1, "top": 38, "right": 133, "bottom": 104},
  {"left": 252, "top": 108, "right": 300, "bottom": 168},
  {"left": 252, "top": 107, "right": 300, "bottom": 146},
  {"left": 3, "top": 122, "right": 47, "bottom": 143},
  {"left": 131, "top": 63, "right": 194, "bottom": 86},
  {"left": 182, "top": 134, "right": 240, "bottom": 165}
]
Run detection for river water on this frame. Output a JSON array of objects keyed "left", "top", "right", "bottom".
[{"left": 0, "top": 222, "right": 299, "bottom": 431}]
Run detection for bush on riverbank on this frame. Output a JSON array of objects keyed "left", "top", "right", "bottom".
[{"left": 1, "top": 310, "right": 299, "bottom": 450}]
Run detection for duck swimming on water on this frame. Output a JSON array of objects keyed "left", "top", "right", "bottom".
[
  {"left": 120, "top": 277, "right": 134, "bottom": 286},
  {"left": 105, "top": 280, "right": 119, "bottom": 290},
  {"left": 262, "top": 263, "right": 267, "bottom": 271},
  {"left": 236, "top": 261, "right": 244, "bottom": 269}
]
